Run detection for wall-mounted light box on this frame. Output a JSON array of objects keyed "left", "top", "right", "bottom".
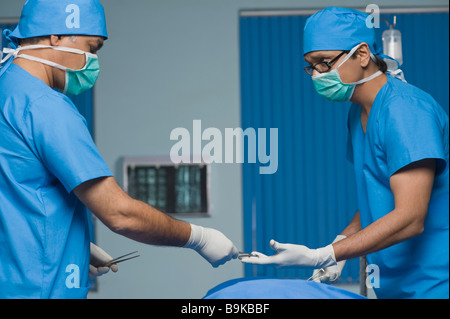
[{"left": 123, "top": 156, "right": 210, "bottom": 217}]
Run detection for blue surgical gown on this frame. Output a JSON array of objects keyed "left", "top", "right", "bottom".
[
  {"left": 346, "top": 75, "right": 449, "bottom": 299},
  {"left": 0, "top": 63, "right": 113, "bottom": 298}
]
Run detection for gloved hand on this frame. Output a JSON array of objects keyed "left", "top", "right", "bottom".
[
  {"left": 311, "top": 235, "right": 347, "bottom": 283},
  {"left": 240, "top": 239, "right": 337, "bottom": 268},
  {"left": 184, "top": 224, "right": 239, "bottom": 268},
  {"left": 89, "top": 242, "right": 119, "bottom": 279}
]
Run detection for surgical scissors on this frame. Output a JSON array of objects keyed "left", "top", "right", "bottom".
[{"left": 102, "top": 251, "right": 140, "bottom": 267}]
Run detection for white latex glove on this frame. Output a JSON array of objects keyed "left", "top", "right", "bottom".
[
  {"left": 240, "top": 239, "right": 337, "bottom": 268},
  {"left": 184, "top": 224, "right": 239, "bottom": 268},
  {"left": 311, "top": 235, "right": 347, "bottom": 283},
  {"left": 89, "top": 242, "right": 118, "bottom": 279}
]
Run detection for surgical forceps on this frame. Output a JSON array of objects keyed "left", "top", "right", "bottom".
[{"left": 102, "top": 251, "right": 140, "bottom": 267}]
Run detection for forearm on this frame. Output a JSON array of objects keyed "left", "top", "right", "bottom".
[
  {"left": 75, "top": 177, "right": 191, "bottom": 247},
  {"left": 333, "top": 208, "right": 424, "bottom": 262},
  {"left": 333, "top": 160, "right": 434, "bottom": 262},
  {"left": 115, "top": 198, "right": 191, "bottom": 247},
  {"left": 340, "top": 210, "right": 361, "bottom": 237},
  {"left": 76, "top": 177, "right": 238, "bottom": 267}
]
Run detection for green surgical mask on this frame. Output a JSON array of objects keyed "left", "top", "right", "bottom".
[
  {"left": 312, "top": 44, "right": 382, "bottom": 102},
  {"left": 62, "top": 52, "right": 99, "bottom": 95},
  {"left": 4, "top": 44, "right": 100, "bottom": 95}
]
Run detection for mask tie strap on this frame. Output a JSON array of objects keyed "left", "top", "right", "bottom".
[
  {"left": 15, "top": 52, "right": 68, "bottom": 71},
  {"left": 377, "top": 53, "right": 407, "bottom": 82},
  {"left": 2, "top": 44, "right": 95, "bottom": 65},
  {"left": 1, "top": 47, "right": 18, "bottom": 64},
  {"left": 2, "top": 44, "right": 57, "bottom": 64},
  {"left": 387, "top": 68, "right": 406, "bottom": 82},
  {"left": 0, "top": 29, "right": 17, "bottom": 76},
  {"left": 350, "top": 70, "right": 383, "bottom": 85},
  {"left": 335, "top": 44, "right": 361, "bottom": 69}
]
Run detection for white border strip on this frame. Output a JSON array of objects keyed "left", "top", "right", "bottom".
[{"left": 240, "top": 7, "right": 449, "bottom": 17}]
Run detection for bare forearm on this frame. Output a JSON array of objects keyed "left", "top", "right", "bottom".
[
  {"left": 333, "top": 208, "right": 424, "bottom": 262},
  {"left": 115, "top": 198, "right": 191, "bottom": 247},
  {"left": 75, "top": 177, "right": 238, "bottom": 268},
  {"left": 74, "top": 177, "right": 191, "bottom": 247}
]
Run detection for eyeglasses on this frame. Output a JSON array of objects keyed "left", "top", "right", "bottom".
[{"left": 304, "top": 51, "right": 349, "bottom": 76}]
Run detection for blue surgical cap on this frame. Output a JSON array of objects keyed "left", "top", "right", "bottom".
[
  {"left": 303, "top": 7, "right": 380, "bottom": 55},
  {"left": 8, "top": 0, "right": 108, "bottom": 42}
]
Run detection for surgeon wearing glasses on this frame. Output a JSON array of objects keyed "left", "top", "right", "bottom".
[{"left": 241, "top": 7, "right": 449, "bottom": 299}]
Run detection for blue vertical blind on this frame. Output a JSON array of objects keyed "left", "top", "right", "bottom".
[{"left": 240, "top": 11, "right": 449, "bottom": 282}]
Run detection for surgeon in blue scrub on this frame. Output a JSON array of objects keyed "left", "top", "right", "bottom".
[
  {"left": 241, "top": 7, "right": 449, "bottom": 299},
  {"left": 0, "top": 0, "right": 238, "bottom": 299}
]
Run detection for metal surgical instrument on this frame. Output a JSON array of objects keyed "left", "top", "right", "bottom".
[
  {"left": 238, "top": 252, "right": 259, "bottom": 259},
  {"left": 102, "top": 251, "right": 140, "bottom": 267},
  {"left": 307, "top": 268, "right": 325, "bottom": 281}
]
